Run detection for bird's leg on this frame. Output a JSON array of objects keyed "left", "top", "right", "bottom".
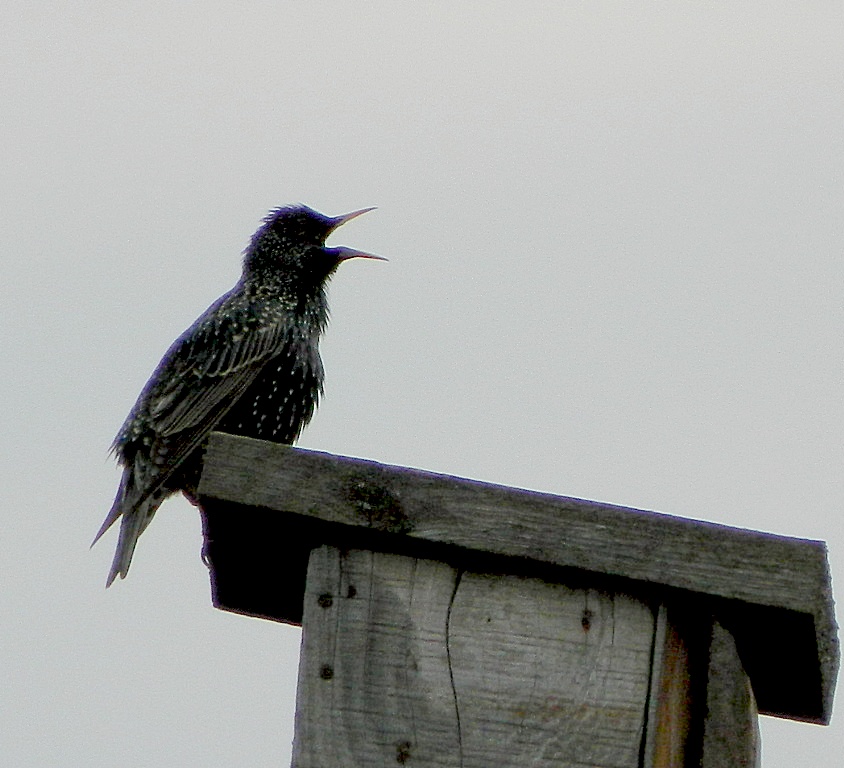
[{"left": 182, "top": 489, "right": 201, "bottom": 506}]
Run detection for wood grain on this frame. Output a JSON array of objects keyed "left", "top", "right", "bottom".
[
  {"left": 700, "top": 621, "right": 760, "bottom": 768},
  {"left": 643, "top": 607, "right": 690, "bottom": 768},
  {"left": 293, "top": 546, "right": 658, "bottom": 768}
]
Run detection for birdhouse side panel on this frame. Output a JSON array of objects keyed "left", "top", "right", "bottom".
[{"left": 293, "top": 546, "right": 659, "bottom": 768}]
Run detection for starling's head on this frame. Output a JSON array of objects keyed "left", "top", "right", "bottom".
[{"left": 244, "top": 205, "right": 383, "bottom": 286}]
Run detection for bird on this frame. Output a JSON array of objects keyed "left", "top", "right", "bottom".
[{"left": 93, "top": 204, "right": 383, "bottom": 587}]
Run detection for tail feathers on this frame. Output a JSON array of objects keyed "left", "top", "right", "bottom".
[
  {"left": 103, "top": 494, "right": 163, "bottom": 587},
  {"left": 92, "top": 478, "right": 126, "bottom": 548},
  {"left": 94, "top": 470, "right": 164, "bottom": 587}
]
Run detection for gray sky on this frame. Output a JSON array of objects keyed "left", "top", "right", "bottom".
[{"left": 2, "top": 2, "right": 841, "bottom": 765}]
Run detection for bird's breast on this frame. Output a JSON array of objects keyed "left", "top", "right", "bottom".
[{"left": 216, "top": 341, "right": 322, "bottom": 445}]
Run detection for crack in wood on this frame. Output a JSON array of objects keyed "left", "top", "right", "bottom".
[
  {"left": 638, "top": 603, "right": 660, "bottom": 768},
  {"left": 445, "top": 568, "right": 465, "bottom": 768}
]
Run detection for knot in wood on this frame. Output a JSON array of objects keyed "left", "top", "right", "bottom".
[
  {"left": 345, "top": 473, "right": 411, "bottom": 534},
  {"left": 395, "top": 741, "right": 412, "bottom": 764}
]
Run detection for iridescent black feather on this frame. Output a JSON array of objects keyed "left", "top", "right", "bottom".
[{"left": 94, "top": 205, "right": 380, "bottom": 586}]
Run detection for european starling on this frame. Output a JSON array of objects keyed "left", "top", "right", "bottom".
[{"left": 94, "top": 205, "right": 382, "bottom": 587}]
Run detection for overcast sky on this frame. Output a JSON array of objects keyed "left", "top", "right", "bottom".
[{"left": 2, "top": 2, "right": 841, "bottom": 765}]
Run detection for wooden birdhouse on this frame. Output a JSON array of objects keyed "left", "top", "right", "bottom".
[{"left": 197, "top": 432, "right": 838, "bottom": 767}]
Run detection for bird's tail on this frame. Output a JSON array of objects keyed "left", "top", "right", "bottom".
[{"left": 93, "top": 470, "right": 163, "bottom": 587}]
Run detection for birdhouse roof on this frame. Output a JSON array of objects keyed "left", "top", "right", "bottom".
[{"left": 198, "top": 431, "right": 838, "bottom": 724}]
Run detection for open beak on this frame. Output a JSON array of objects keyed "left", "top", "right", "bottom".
[
  {"left": 327, "top": 208, "right": 386, "bottom": 261},
  {"left": 329, "top": 206, "right": 377, "bottom": 232}
]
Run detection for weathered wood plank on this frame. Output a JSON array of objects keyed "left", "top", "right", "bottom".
[
  {"left": 197, "top": 434, "right": 825, "bottom": 611},
  {"left": 293, "top": 546, "right": 658, "bottom": 768},
  {"left": 198, "top": 432, "right": 837, "bottom": 723},
  {"left": 642, "top": 607, "right": 690, "bottom": 768},
  {"left": 700, "top": 621, "right": 760, "bottom": 768},
  {"left": 448, "top": 572, "right": 655, "bottom": 767},
  {"left": 293, "top": 547, "right": 461, "bottom": 767}
]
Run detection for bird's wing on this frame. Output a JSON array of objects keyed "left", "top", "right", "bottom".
[
  {"left": 97, "top": 293, "right": 295, "bottom": 553},
  {"left": 149, "top": 305, "right": 288, "bottom": 436},
  {"left": 125, "top": 293, "right": 292, "bottom": 495}
]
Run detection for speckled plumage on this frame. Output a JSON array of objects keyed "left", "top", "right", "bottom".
[{"left": 94, "top": 205, "right": 381, "bottom": 586}]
